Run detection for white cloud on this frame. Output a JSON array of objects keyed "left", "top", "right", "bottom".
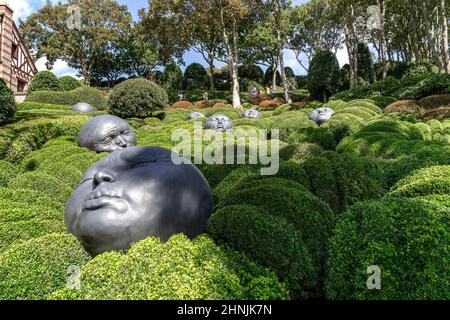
[
  {"left": 36, "top": 57, "right": 81, "bottom": 79},
  {"left": 2, "top": 0, "right": 34, "bottom": 21}
]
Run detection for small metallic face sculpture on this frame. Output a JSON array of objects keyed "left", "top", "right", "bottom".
[
  {"left": 77, "top": 115, "right": 137, "bottom": 153},
  {"left": 187, "top": 112, "right": 206, "bottom": 120},
  {"left": 242, "top": 109, "right": 261, "bottom": 119},
  {"left": 65, "top": 146, "right": 214, "bottom": 256},
  {"left": 72, "top": 102, "right": 94, "bottom": 113},
  {"left": 204, "top": 114, "right": 233, "bottom": 132},
  {"left": 309, "top": 108, "right": 335, "bottom": 126}
]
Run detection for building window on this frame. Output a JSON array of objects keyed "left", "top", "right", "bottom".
[
  {"left": 12, "top": 43, "right": 18, "bottom": 59},
  {"left": 17, "top": 79, "right": 26, "bottom": 93}
]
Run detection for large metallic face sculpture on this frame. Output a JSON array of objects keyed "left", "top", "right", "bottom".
[
  {"left": 309, "top": 108, "right": 335, "bottom": 125},
  {"left": 187, "top": 112, "right": 206, "bottom": 120},
  {"left": 78, "top": 115, "right": 137, "bottom": 153},
  {"left": 242, "top": 109, "right": 261, "bottom": 119},
  {"left": 65, "top": 146, "right": 214, "bottom": 256},
  {"left": 72, "top": 102, "right": 94, "bottom": 113},
  {"left": 204, "top": 114, "right": 233, "bottom": 132}
]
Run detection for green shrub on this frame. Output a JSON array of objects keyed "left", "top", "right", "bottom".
[
  {"left": 17, "top": 102, "right": 72, "bottom": 111},
  {"left": 0, "top": 187, "right": 63, "bottom": 210},
  {"left": 280, "top": 142, "right": 323, "bottom": 163},
  {"left": 108, "top": 78, "right": 168, "bottom": 118},
  {"left": 326, "top": 198, "right": 449, "bottom": 299},
  {"left": 0, "top": 78, "right": 16, "bottom": 125},
  {"left": 0, "top": 161, "right": 22, "bottom": 186},
  {"left": 215, "top": 180, "right": 335, "bottom": 297},
  {"left": 59, "top": 76, "right": 81, "bottom": 92},
  {"left": 209, "top": 204, "right": 315, "bottom": 299},
  {"left": 0, "top": 200, "right": 62, "bottom": 223},
  {"left": 9, "top": 172, "right": 73, "bottom": 204},
  {"left": 303, "top": 152, "right": 387, "bottom": 213},
  {"left": 389, "top": 165, "right": 450, "bottom": 198},
  {"left": 398, "top": 73, "right": 450, "bottom": 100},
  {"left": 26, "top": 86, "right": 106, "bottom": 110},
  {"left": 162, "top": 62, "right": 184, "bottom": 91},
  {"left": 27, "top": 71, "right": 60, "bottom": 94},
  {"left": 372, "top": 96, "right": 397, "bottom": 109},
  {"left": 0, "top": 218, "right": 65, "bottom": 252},
  {"left": 50, "top": 234, "right": 288, "bottom": 300},
  {"left": 0, "top": 233, "right": 90, "bottom": 299}
]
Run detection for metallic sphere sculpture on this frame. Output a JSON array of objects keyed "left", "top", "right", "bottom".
[
  {"left": 72, "top": 102, "right": 94, "bottom": 113},
  {"left": 309, "top": 108, "right": 335, "bottom": 126},
  {"left": 187, "top": 111, "right": 206, "bottom": 120},
  {"left": 65, "top": 146, "right": 214, "bottom": 256},
  {"left": 204, "top": 114, "right": 233, "bottom": 132},
  {"left": 77, "top": 115, "right": 137, "bottom": 153},
  {"left": 242, "top": 109, "right": 261, "bottom": 119}
]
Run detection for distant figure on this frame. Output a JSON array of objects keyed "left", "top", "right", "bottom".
[
  {"left": 250, "top": 86, "right": 257, "bottom": 97},
  {"left": 259, "top": 89, "right": 265, "bottom": 98},
  {"left": 203, "top": 91, "right": 209, "bottom": 102},
  {"left": 178, "top": 91, "right": 186, "bottom": 101},
  {"left": 265, "top": 86, "right": 271, "bottom": 96}
]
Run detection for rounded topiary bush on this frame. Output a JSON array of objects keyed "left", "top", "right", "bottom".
[
  {"left": 109, "top": 78, "right": 168, "bottom": 118},
  {"left": 389, "top": 165, "right": 450, "bottom": 198},
  {"left": 0, "top": 78, "right": 16, "bottom": 125},
  {"left": 326, "top": 198, "right": 449, "bottom": 300},
  {"left": 208, "top": 204, "right": 315, "bottom": 299},
  {"left": 59, "top": 76, "right": 81, "bottom": 92},
  {"left": 0, "top": 233, "right": 90, "bottom": 300},
  {"left": 27, "top": 71, "right": 60, "bottom": 94},
  {"left": 49, "top": 234, "right": 288, "bottom": 300},
  {"left": 303, "top": 152, "right": 387, "bottom": 213}
]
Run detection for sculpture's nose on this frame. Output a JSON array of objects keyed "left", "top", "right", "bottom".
[
  {"left": 93, "top": 170, "right": 116, "bottom": 188},
  {"left": 115, "top": 135, "right": 127, "bottom": 147}
]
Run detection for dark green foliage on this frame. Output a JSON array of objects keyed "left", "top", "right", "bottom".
[
  {"left": 209, "top": 205, "right": 316, "bottom": 299},
  {"left": 308, "top": 51, "right": 340, "bottom": 102},
  {"left": 239, "top": 64, "right": 264, "bottom": 83},
  {"left": 0, "top": 233, "right": 90, "bottom": 300},
  {"left": 183, "top": 63, "right": 208, "bottom": 90},
  {"left": 0, "top": 78, "right": 16, "bottom": 125},
  {"left": 59, "top": 76, "right": 81, "bottom": 92},
  {"left": 263, "top": 67, "right": 281, "bottom": 87},
  {"left": 389, "top": 165, "right": 450, "bottom": 198},
  {"left": 371, "top": 96, "right": 397, "bottom": 109},
  {"left": 162, "top": 62, "right": 184, "bottom": 90},
  {"left": 49, "top": 234, "right": 288, "bottom": 300},
  {"left": 326, "top": 198, "right": 449, "bottom": 300},
  {"left": 26, "top": 86, "right": 107, "bottom": 110},
  {"left": 398, "top": 73, "right": 450, "bottom": 100},
  {"left": 357, "top": 43, "right": 374, "bottom": 84},
  {"left": 303, "top": 152, "right": 387, "bottom": 213},
  {"left": 280, "top": 142, "right": 323, "bottom": 163},
  {"left": 27, "top": 71, "right": 60, "bottom": 94},
  {"left": 108, "top": 78, "right": 168, "bottom": 118}
]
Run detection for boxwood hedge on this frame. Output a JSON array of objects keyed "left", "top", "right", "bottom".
[{"left": 326, "top": 198, "right": 449, "bottom": 300}]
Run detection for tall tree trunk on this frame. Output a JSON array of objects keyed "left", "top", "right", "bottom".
[
  {"left": 208, "top": 53, "right": 215, "bottom": 91},
  {"left": 378, "top": 0, "right": 387, "bottom": 78},
  {"left": 274, "top": 1, "right": 290, "bottom": 103},
  {"left": 345, "top": 3, "right": 358, "bottom": 88},
  {"left": 422, "top": 2, "right": 445, "bottom": 72},
  {"left": 231, "top": 19, "right": 241, "bottom": 108},
  {"left": 440, "top": 0, "right": 450, "bottom": 73},
  {"left": 218, "top": 0, "right": 241, "bottom": 108},
  {"left": 271, "top": 63, "right": 277, "bottom": 90}
]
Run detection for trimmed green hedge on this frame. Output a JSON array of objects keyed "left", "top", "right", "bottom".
[
  {"left": 303, "top": 152, "right": 387, "bottom": 213},
  {"left": 389, "top": 165, "right": 450, "bottom": 198},
  {"left": 17, "top": 102, "right": 72, "bottom": 111},
  {"left": 0, "top": 233, "right": 90, "bottom": 300},
  {"left": 26, "top": 86, "right": 107, "bottom": 110},
  {"left": 0, "top": 161, "right": 22, "bottom": 186},
  {"left": 326, "top": 198, "right": 449, "bottom": 299},
  {"left": 49, "top": 234, "right": 288, "bottom": 300},
  {"left": 8, "top": 172, "right": 74, "bottom": 204},
  {"left": 209, "top": 204, "right": 315, "bottom": 299}
]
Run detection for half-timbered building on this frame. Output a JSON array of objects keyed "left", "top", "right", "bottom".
[{"left": 0, "top": 3, "right": 37, "bottom": 95}]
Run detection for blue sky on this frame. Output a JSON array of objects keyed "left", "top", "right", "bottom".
[{"left": 10, "top": 0, "right": 347, "bottom": 78}]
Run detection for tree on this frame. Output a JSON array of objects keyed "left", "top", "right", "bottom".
[
  {"left": 162, "top": 62, "right": 184, "bottom": 91},
  {"left": 184, "top": 63, "right": 209, "bottom": 90},
  {"left": 20, "top": 0, "right": 133, "bottom": 85},
  {"left": 357, "top": 43, "right": 375, "bottom": 84},
  {"left": 288, "top": 0, "right": 342, "bottom": 73},
  {"left": 307, "top": 51, "right": 340, "bottom": 102}
]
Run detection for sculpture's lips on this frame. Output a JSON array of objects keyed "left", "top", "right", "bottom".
[{"left": 83, "top": 189, "right": 127, "bottom": 211}]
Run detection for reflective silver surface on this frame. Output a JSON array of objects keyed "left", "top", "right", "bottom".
[
  {"left": 204, "top": 114, "right": 233, "bottom": 132},
  {"left": 309, "top": 108, "right": 335, "bottom": 125}
]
